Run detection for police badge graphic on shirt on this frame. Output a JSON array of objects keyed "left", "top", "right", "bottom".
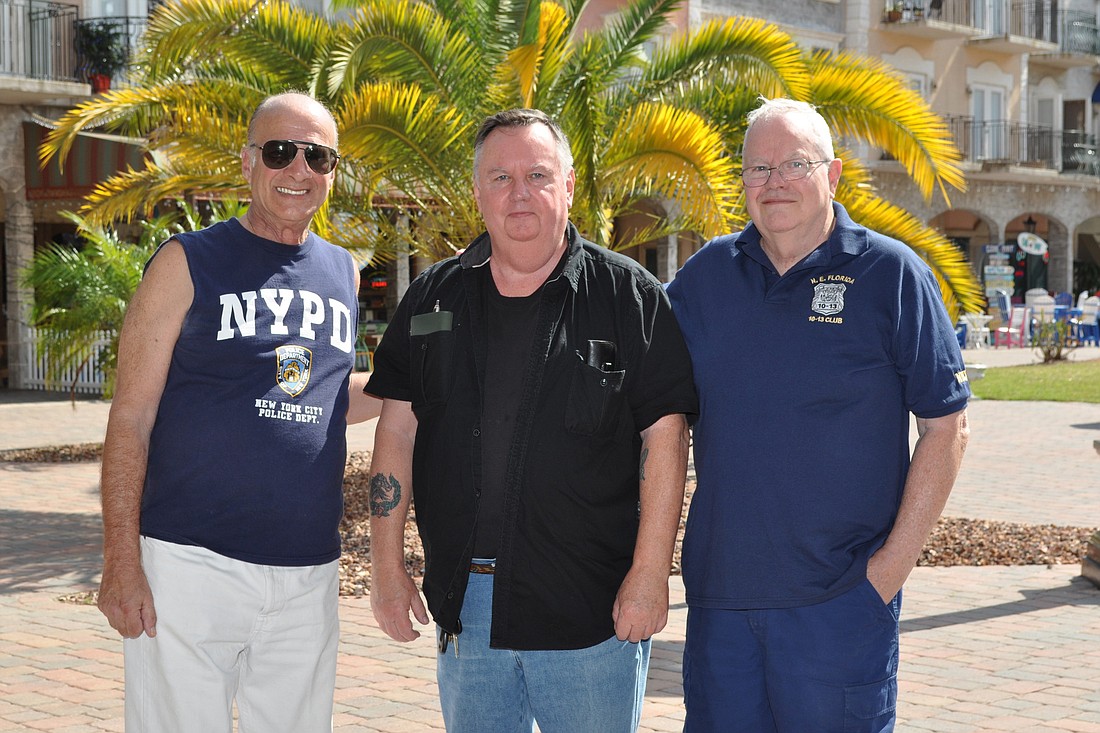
[
  {"left": 276, "top": 345, "right": 312, "bottom": 396},
  {"left": 811, "top": 283, "right": 846, "bottom": 315}
]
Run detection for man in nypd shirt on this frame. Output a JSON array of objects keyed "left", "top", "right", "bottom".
[
  {"left": 667, "top": 97, "right": 970, "bottom": 732},
  {"left": 97, "top": 92, "right": 379, "bottom": 731}
]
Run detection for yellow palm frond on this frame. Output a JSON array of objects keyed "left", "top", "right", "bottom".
[
  {"left": 600, "top": 103, "right": 738, "bottom": 242},
  {"left": 809, "top": 51, "right": 965, "bottom": 204},
  {"left": 77, "top": 164, "right": 248, "bottom": 226},
  {"left": 504, "top": 1, "right": 572, "bottom": 108},
  {"left": 837, "top": 180, "right": 985, "bottom": 319}
]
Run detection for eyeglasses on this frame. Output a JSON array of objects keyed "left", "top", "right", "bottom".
[
  {"left": 739, "top": 158, "right": 829, "bottom": 187},
  {"left": 248, "top": 139, "right": 339, "bottom": 175}
]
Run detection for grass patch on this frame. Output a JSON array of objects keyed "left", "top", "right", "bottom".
[{"left": 971, "top": 357, "right": 1100, "bottom": 403}]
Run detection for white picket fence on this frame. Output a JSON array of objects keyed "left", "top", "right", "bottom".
[{"left": 20, "top": 325, "right": 111, "bottom": 395}]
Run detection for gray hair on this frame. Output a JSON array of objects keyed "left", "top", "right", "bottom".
[
  {"left": 473, "top": 108, "right": 573, "bottom": 178},
  {"left": 744, "top": 97, "right": 834, "bottom": 160}
]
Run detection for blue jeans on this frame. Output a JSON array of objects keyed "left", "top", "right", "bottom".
[
  {"left": 437, "top": 570, "right": 650, "bottom": 733},
  {"left": 683, "top": 579, "right": 900, "bottom": 733}
]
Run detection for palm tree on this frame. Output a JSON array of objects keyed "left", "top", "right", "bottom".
[
  {"left": 23, "top": 200, "right": 246, "bottom": 397},
  {"left": 39, "top": 0, "right": 983, "bottom": 315}
]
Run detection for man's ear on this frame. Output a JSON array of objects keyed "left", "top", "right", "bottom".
[
  {"left": 241, "top": 146, "right": 254, "bottom": 181},
  {"left": 827, "top": 158, "right": 842, "bottom": 196}
]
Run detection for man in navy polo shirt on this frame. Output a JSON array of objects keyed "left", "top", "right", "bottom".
[{"left": 667, "top": 97, "right": 971, "bottom": 732}]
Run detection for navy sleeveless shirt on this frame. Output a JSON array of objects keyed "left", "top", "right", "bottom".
[{"left": 140, "top": 218, "right": 358, "bottom": 566}]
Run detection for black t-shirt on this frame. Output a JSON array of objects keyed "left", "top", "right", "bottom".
[
  {"left": 476, "top": 270, "right": 540, "bottom": 557},
  {"left": 368, "top": 224, "right": 698, "bottom": 649}
]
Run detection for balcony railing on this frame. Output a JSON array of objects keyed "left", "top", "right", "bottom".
[
  {"left": 0, "top": 0, "right": 79, "bottom": 82},
  {"left": 884, "top": 1, "right": 974, "bottom": 27},
  {"left": 942, "top": 115, "right": 1100, "bottom": 176},
  {"left": 1050, "top": 9, "right": 1100, "bottom": 55},
  {"left": 1007, "top": 1, "right": 1099, "bottom": 48},
  {"left": 74, "top": 16, "right": 146, "bottom": 88},
  {"left": 882, "top": 1, "right": 1100, "bottom": 54}
]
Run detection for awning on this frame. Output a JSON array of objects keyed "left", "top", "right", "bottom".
[{"left": 23, "top": 120, "right": 146, "bottom": 201}]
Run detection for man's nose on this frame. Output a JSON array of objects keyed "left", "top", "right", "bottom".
[
  {"left": 285, "top": 147, "right": 313, "bottom": 176},
  {"left": 510, "top": 179, "right": 531, "bottom": 200},
  {"left": 764, "top": 168, "right": 787, "bottom": 188}
]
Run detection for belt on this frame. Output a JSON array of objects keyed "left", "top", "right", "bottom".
[{"left": 469, "top": 559, "right": 496, "bottom": 574}]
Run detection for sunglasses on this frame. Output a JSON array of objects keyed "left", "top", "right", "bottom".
[{"left": 249, "top": 139, "right": 339, "bottom": 175}]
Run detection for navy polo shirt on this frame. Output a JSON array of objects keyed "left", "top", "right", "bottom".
[{"left": 667, "top": 202, "right": 969, "bottom": 609}]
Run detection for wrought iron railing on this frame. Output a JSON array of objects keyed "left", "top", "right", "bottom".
[
  {"left": 1007, "top": 1, "right": 1099, "bottom": 49},
  {"left": 882, "top": 0, "right": 974, "bottom": 28},
  {"left": 882, "top": 1, "right": 1100, "bottom": 54},
  {"left": 941, "top": 114, "right": 1100, "bottom": 176},
  {"left": 73, "top": 15, "right": 146, "bottom": 88},
  {"left": 0, "top": 0, "right": 78, "bottom": 81}
]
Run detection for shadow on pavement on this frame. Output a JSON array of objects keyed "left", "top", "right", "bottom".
[
  {"left": 901, "top": 576, "right": 1100, "bottom": 633},
  {"left": 0, "top": 509, "right": 102, "bottom": 595}
]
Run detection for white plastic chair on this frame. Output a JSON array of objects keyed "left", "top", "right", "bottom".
[
  {"left": 961, "top": 312, "right": 992, "bottom": 348},
  {"left": 1024, "top": 288, "right": 1049, "bottom": 308},
  {"left": 1073, "top": 297, "right": 1100, "bottom": 346},
  {"left": 1030, "top": 294, "right": 1056, "bottom": 323}
]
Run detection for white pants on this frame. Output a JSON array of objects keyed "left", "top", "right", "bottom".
[{"left": 124, "top": 537, "right": 339, "bottom": 733}]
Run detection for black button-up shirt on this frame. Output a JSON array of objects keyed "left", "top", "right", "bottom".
[{"left": 368, "top": 224, "right": 698, "bottom": 650}]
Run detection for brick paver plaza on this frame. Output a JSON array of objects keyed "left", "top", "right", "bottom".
[{"left": 2, "top": 346, "right": 1099, "bottom": 731}]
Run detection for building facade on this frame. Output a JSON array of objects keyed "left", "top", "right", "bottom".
[
  {"left": 1, "top": 0, "right": 147, "bottom": 389},
  {"left": 691, "top": 0, "right": 1100, "bottom": 300},
  {"left": 5, "top": 0, "right": 1099, "bottom": 390}
]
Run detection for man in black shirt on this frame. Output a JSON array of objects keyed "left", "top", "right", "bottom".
[{"left": 366, "top": 108, "right": 697, "bottom": 732}]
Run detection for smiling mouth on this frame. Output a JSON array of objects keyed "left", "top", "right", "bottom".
[{"left": 276, "top": 187, "right": 308, "bottom": 196}]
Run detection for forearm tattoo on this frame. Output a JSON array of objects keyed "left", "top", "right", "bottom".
[
  {"left": 370, "top": 472, "right": 402, "bottom": 517},
  {"left": 639, "top": 447, "right": 649, "bottom": 482}
]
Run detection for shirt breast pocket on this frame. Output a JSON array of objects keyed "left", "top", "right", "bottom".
[
  {"left": 565, "top": 361, "right": 626, "bottom": 436},
  {"left": 410, "top": 330, "right": 456, "bottom": 411}
]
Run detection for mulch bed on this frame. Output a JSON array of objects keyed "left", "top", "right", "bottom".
[{"left": 3, "top": 446, "right": 1095, "bottom": 601}]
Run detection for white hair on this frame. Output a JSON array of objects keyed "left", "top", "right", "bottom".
[{"left": 743, "top": 97, "right": 835, "bottom": 160}]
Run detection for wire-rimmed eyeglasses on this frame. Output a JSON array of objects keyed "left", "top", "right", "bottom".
[{"left": 739, "top": 158, "right": 829, "bottom": 187}]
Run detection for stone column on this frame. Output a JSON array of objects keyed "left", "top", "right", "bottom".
[
  {"left": 657, "top": 232, "right": 679, "bottom": 283},
  {"left": 0, "top": 110, "right": 34, "bottom": 389},
  {"left": 386, "top": 212, "right": 411, "bottom": 315}
]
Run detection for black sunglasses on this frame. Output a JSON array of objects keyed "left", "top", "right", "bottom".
[{"left": 249, "top": 139, "right": 339, "bottom": 175}]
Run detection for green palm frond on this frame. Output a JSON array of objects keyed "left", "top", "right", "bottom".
[
  {"left": 141, "top": 0, "right": 332, "bottom": 89},
  {"left": 559, "top": 59, "right": 610, "bottom": 242},
  {"left": 594, "top": 0, "right": 681, "bottom": 75},
  {"left": 327, "top": 0, "right": 487, "bottom": 113},
  {"left": 37, "top": 0, "right": 981, "bottom": 309},
  {"left": 639, "top": 17, "right": 809, "bottom": 106},
  {"left": 338, "top": 82, "right": 475, "bottom": 202}
]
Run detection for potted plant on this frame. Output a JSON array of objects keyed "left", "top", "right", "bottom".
[
  {"left": 75, "top": 20, "right": 129, "bottom": 92},
  {"left": 885, "top": 1, "right": 903, "bottom": 22}
]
